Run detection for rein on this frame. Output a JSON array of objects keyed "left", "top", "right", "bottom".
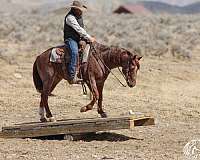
[{"left": 90, "top": 44, "right": 127, "bottom": 87}]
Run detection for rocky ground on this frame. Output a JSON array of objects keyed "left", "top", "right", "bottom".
[{"left": 0, "top": 1, "right": 200, "bottom": 160}]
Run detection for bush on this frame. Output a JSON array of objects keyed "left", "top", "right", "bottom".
[{"left": 1, "top": 11, "right": 200, "bottom": 60}]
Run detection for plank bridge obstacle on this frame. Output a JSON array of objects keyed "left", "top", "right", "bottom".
[{"left": 0, "top": 115, "right": 155, "bottom": 140}]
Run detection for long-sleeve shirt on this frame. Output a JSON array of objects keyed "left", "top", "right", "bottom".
[{"left": 65, "top": 14, "right": 91, "bottom": 40}]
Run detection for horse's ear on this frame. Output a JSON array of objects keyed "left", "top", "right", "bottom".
[
  {"left": 138, "top": 56, "right": 143, "bottom": 61},
  {"left": 127, "top": 51, "right": 131, "bottom": 56},
  {"left": 133, "top": 55, "right": 137, "bottom": 59}
]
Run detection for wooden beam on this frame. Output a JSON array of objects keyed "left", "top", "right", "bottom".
[{"left": 0, "top": 116, "right": 154, "bottom": 139}]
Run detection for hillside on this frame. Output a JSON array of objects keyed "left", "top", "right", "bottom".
[
  {"left": 138, "top": 1, "right": 182, "bottom": 13},
  {"left": 137, "top": 1, "right": 200, "bottom": 14},
  {"left": 2, "top": 0, "right": 200, "bottom": 15},
  {"left": 182, "top": 1, "right": 200, "bottom": 13},
  {"left": 153, "top": 0, "right": 200, "bottom": 6}
]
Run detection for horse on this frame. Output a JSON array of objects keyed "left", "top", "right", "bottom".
[{"left": 33, "top": 42, "right": 142, "bottom": 122}]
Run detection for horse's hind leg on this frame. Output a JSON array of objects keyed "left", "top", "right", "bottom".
[
  {"left": 39, "top": 97, "right": 46, "bottom": 122},
  {"left": 42, "top": 78, "right": 56, "bottom": 122},
  {"left": 39, "top": 78, "right": 55, "bottom": 122}
]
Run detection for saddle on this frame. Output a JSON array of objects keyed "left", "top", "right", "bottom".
[
  {"left": 49, "top": 41, "right": 90, "bottom": 79},
  {"left": 50, "top": 41, "right": 89, "bottom": 63}
]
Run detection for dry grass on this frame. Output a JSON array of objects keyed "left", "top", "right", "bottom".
[{"left": 1, "top": 11, "right": 200, "bottom": 60}]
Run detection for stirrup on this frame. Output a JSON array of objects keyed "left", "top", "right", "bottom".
[{"left": 68, "top": 77, "right": 83, "bottom": 84}]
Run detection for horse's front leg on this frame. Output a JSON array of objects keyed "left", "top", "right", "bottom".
[
  {"left": 80, "top": 96, "right": 96, "bottom": 112},
  {"left": 80, "top": 78, "right": 99, "bottom": 112},
  {"left": 97, "top": 83, "right": 107, "bottom": 118}
]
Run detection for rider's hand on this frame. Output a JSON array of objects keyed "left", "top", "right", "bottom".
[{"left": 88, "top": 37, "right": 96, "bottom": 43}]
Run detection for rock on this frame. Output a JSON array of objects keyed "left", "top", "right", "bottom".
[
  {"left": 102, "top": 156, "right": 114, "bottom": 159},
  {"left": 14, "top": 73, "right": 22, "bottom": 79}
]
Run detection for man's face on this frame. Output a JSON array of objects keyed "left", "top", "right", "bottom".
[{"left": 73, "top": 8, "right": 82, "bottom": 16}]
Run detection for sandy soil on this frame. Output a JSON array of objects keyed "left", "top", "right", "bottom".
[{"left": 0, "top": 42, "right": 200, "bottom": 159}]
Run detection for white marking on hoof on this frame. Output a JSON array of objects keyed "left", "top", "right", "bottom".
[
  {"left": 129, "top": 110, "right": 134, "bottom": 115},
  {"left": 49, "top": 117, "right": 56, "bottom": 122}
]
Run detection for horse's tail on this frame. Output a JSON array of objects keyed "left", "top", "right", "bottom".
[{"left": 33, "top": 58, "right": 43, "bottom": 93}]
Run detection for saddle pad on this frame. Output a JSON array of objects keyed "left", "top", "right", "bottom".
[{"left": 50, "top": 48, "right": 64, "bottom": 63}]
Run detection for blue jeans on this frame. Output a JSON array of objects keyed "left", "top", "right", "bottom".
[{"left": 65, "top": 38, "right": 78, "bottom": 79}]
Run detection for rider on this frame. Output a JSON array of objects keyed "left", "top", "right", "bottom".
[{"left": 64, "top": 0, "right": 95, "bottom": 84}]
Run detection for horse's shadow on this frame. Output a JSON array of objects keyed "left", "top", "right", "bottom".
[
  {"left": 77, "top": 132, "right": 143, "bottom": 142},
  {"left": 34, "top": 132, "right": 143, "bottom": 142}
]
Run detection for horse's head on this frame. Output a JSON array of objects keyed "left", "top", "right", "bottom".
[{"left": 121, "top": 51, "right": 142, "bottom": 88}]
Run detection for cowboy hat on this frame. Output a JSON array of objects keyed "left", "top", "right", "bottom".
[{"left": 67, "top": 1, "right": 87, "bottom": 12}]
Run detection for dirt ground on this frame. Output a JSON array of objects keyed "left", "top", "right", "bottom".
[{"left": 0, "top": 39, "right": 200, "bottom": 160}]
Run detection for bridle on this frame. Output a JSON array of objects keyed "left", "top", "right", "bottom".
[
  {"left": 123, "top": 54, "right": 140, "bottom": 75},
  {"left": 90, "top": 44, "right": 133, "bottom": 87},
  {"left": 121, "top": 57, "right": 130, "bottom": 81}
]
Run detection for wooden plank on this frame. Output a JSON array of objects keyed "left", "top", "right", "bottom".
[
  {"left": 129, "top": 117, "right": 155, "bottom": 128},
  {"left": 1, "top": 121, "right": 130, "bottom": 138},
  {"left": 135, "top": 117, "right": 155, "bottom": 126},
  {"left": 0, "top": 132, "right": 5, "bottom": 138},
  {"left": 13, "top": 115, "right": 149, "bottom": 126},
  {"left": 0, "top": 116, "right": 155, "bottom": 139},
  {"left": 5, "top": 116, "right": 133, "bottom": 130}
]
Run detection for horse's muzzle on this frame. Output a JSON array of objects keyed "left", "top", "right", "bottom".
[{"left": 127, "top": 80, "right": 136, "bottom": 88}]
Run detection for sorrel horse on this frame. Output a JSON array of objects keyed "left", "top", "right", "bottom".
[{"left": 33, "top": 42, "right": 142, "bottom": 122}]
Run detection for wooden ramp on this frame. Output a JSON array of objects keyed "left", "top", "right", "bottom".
[{"left": 0, "top": 115, "right": 154, "bottom": 139}]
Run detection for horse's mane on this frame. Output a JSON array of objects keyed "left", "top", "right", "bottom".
[
  {"left": 93, "top": 42, "right": 128, "bottom": 57},
  {"left": 93, "top": 42, "right": 141, "bottom": 69}
]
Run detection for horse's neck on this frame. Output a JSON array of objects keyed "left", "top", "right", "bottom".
[{"left": 102, "top": 46, "right": 122, "bottom": 69}]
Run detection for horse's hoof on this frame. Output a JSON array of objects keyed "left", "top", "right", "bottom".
[
  {"left": 48, "top": 117, "right": 56, "bottom": 122},
  {"left": 100, "top": 112, "right": 107, "bottom": 118},
  {"left": 40, "top": 118, "right": 48, "bottom": 122},
  {"left": 80, "top": 107, "right": 87, "bottom": 112}
]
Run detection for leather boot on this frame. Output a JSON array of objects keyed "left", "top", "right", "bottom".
[{"left": 68, "top": 73, "right": 83, "bottom": 84}]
